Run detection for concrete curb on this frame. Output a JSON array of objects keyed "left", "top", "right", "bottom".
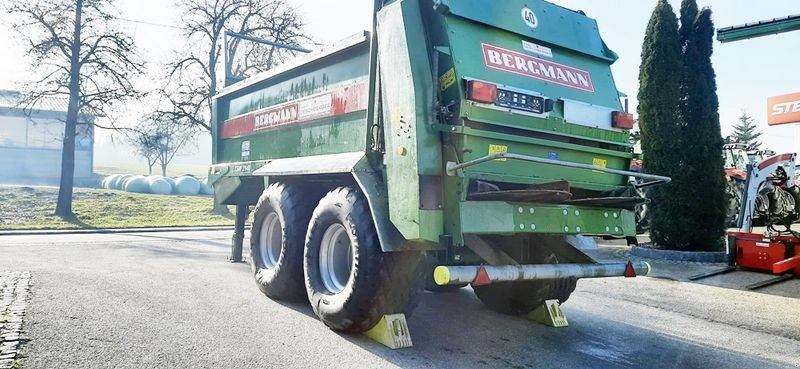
[
  {"left": 631, "top": 245, "right": 728, "bottom": 263},
  {"left": 0, "top": 226, "right": 244, "bottom": 237}
]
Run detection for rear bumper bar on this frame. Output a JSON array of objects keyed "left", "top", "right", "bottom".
[{"left": 434, "top": 262, "right": 652, "bottom": 286}]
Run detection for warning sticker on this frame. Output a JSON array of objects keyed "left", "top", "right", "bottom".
[
  {"left": 489, "top": 144, "right": 509, "bottom": 161},
  {"left": 440, "top": 68, "right": 456, "bottom": 91}
]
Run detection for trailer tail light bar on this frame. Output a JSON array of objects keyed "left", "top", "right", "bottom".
[
  {"left": 466, "top": 80, "right": 498, "bottom": 104},
  {"left": 466, "top": 79, "right": 553, "bottom": 115},
  {"left": 612, "top": 111, "right": 635, "bottom": 130}
]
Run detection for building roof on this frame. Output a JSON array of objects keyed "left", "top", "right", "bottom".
[
  {"left": 0, "top": 90, "right": 96, "bottom": 122},
  {"left": 0, "top": 90, "right": 73, "bottom": 113}
]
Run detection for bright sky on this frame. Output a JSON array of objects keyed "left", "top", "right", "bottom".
[{"left": 1, "top": 0, "right": 798, "bottom": 164}]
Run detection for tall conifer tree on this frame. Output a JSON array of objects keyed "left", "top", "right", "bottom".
[
  {"left": 681, "top": 4, "right": 726, "bottom": 251},
  {"left": 639, "top": 0, "right": 691, "bottom": 248}
]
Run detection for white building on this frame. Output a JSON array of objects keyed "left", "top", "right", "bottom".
[{"left": 0, "top": 90, "right": 94, "bottom": 184}]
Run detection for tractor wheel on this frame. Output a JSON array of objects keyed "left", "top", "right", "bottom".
[
  {"left": 634, "top": 186, "right": 650, "bottom": 234},
  {"left": 726, "top": 179, "right": 744, "bottom": 228},
  {"left": 635, "top": 202, "right": 650, "bottom": 234},
  {"left": 250, "top": 183, "right": 317, "bottom": 301},
  {"left": 473, "top": 237, "right": 577, "bottom": 315},
  {"left": 304, "top": 187, "right": 426, "bottom": 333}
]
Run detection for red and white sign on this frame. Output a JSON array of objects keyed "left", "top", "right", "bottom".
[
  {"left": 220, "top": 81, "right": 369, "bottom": 139},
  {"left": 767, "top": 92, "right": 800, "bottom": 126},
  {"left": 481, "top": 43, "right": 594, "bottom": 93}
]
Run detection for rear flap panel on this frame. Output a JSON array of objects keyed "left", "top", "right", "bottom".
[{"left": 437, "top": 0, "right": 623, "bottom": 115}]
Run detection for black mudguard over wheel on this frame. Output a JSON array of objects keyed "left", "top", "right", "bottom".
[
  {"left": 250, "top": 183, "right": 316, "bottom": 301},
  {"left": 473, "top": 237, "right": 578, "bottom": 315},
  {"left": 304, "top": 187, "right": 425, "bottom": 333}
]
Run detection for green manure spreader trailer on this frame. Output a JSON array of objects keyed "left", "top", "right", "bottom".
[{"left": 209, "top": 0, "right": 670, "bottom": 335}]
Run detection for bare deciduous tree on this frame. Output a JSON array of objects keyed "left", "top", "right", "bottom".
[
  {"left": 159, "top": 0, "right": 307, "bottom": 132},
  {"left": 127, "top": 115, "right": 197, "bottom": 177},
  {"left": 9, "top": 0, "right": 144, "bottom": 217},
  {"left": 127, "top": 127, "right": 160, "bottom": 175}
]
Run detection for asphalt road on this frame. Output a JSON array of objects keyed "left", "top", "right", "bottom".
[{"left": 0, "top": 231, "right": 798, "bottom": 369}]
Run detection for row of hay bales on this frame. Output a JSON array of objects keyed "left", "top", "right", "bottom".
[{"left": 101, "top": 174, "right": 214, "bottom": 196}]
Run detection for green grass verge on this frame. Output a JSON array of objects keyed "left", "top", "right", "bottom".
[{"left": 0, "top": 186, "right": 234, "bottom": 230}]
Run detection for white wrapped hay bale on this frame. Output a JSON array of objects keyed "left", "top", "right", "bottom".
[
  {"left": 112, "top": 175, "right": 132, "bottom": 190},
  {"left": 200, "top": 178, "right": 214, "bottom": 196},
  {"left": 162, "top": 177, "right": 176, "bottom": 188},
  {"left": 124, "top": 176, "right": 151, "bottom": 194},
  {"left": 102, "top": 175, "right": 118, "bottom": 189},
  {"left": 149, "top": 178, "right": 173, "bottom": 195},
  {"left": 174, "top": 176, "right": 201, "bottom": 195}
]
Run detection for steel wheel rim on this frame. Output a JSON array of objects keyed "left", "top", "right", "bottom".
[
  {"left": 318, "top": 223, "right": 353, "bottom": 294},
  {"left": 259, "top": 212, "right": 282, "bottom": 268}
]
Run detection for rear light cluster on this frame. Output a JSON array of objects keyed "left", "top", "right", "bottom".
[
  {"left": 466, "top": 80, "right": 634, "bottom": 130},
  {"left": 466, "top": 80, "right": 497, "bottom": 104},
  {"left": 612, "top": 111, "right": 635, "bottom": 130},
  {"left": 466, "top": 80, "right": 552, "bottom": 115}
]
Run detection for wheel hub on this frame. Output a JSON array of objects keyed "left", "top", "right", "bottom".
[
  {"left": 318, "top": 223, "right": 354, "bottom": 294},
  {"left": 259, "top": 212, "right": 282, "bottom": 268}
]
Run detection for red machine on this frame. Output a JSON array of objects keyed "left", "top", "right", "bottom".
[
  {"left": 730, "top": 233, "right": 800, "bottom": 271},
  {"left": 692, "top": 153, "right": 800, "bottom": 289}
]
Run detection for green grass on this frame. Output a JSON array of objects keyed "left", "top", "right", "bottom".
[
  {"left": 95, "top": 162, "right": 210, "bottom": 178},
  {"left": 0, "top": 186, "right": 234, "bottom": 230}
]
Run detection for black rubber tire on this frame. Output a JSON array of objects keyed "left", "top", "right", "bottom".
[
  {"left": 726, "top": 179, "right": 744, "bottom": 228},
  {"left": 250, "top": 183, "right": 315, "bottom": 301},
  {"left": 473, "top": 242, "right": 577, "bottom": 315},
  {"left": 304, "top": 187, "right": 426, "bottom": 333},
  {"left": 635, "top": 187, "right": 650, "bottom": 234}
]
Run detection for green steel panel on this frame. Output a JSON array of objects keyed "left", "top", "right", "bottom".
[
  {"left": 461, "top": 104, "right": 630, "bottom": 144},
  {"left": 377, "top": 0, "right": 444, "bottom": 243},
  {"left": 431, "top": 0, "right": 632, "bottom": 193},
  {"left": 444, "top": 16, "right": 623, "bottom": 113},
  {"left": 434, "top": 0, "right": 618, "bottom": 62},
  {"left": 718, "top": 15, "right": 800, "bottom": 43},
  {"left": 217, "top": 114, "right": 367, "bottom": 162},
  {"left": 212, "top": 38, "right": 371, "bottom": 165},
  {"left": 460, "top": 132, "right": 629, "bottom": 189},
  {"left": 461, "top": 201, "right": 635, "bottom": 237}
]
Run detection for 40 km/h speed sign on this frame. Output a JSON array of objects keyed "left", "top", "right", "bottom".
[{"left": 768, "top": 92, "right": 800, "bottom": 126}]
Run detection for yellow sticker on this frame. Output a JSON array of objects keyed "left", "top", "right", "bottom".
[
  {"left": 592, "top": 158, "right": 608, "bottom": 168},
  {"left": 592, "top": 158, "right": 608, "bottom": 173},
  {"left": 439, "top": 68, "right": 456, "bottom": 91},
  {"left": 489, "top": 144, "right": 509, "bottom": 161}
]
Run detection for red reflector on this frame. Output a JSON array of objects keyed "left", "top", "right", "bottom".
[
  {"left": 613, "top": 111, "right": 635, "bottom": 129},
  {"left": 467, "top": 81, "right": 498, "bottom": 104},
  {"left": 472, "top": 264, "right": 492, "bottom": 286},
  {"left": 624, "top": 261, "right": 637, "bottom": 278}
]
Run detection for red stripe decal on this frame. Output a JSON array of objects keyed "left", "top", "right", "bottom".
[
  {"left": 758, "top": 153, "right": 795, "bottom": 170},
  {"left": 220, "top": 82, "right": 369, "bottom": 139}
]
